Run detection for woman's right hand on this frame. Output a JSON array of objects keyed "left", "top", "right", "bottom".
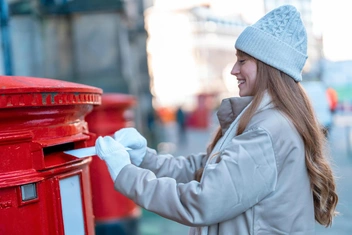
[{"left": 113, "top": 127, "right": 147, "bottom": 166}]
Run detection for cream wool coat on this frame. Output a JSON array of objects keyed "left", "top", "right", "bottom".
[{"left": 114, "top": 93, "right": 315, "bottom": 235}]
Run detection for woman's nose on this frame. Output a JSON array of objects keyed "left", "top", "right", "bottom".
[{"left": 230, "top": 63, "right": 239, "bottom": 75}]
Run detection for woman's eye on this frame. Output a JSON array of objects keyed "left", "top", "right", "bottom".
[{"left": 239, "top": 60, "right": 245, "bottom": 63}]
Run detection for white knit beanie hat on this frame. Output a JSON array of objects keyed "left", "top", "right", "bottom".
[{"left": 235, "top": 5, "right": 308, "bottom": 82}]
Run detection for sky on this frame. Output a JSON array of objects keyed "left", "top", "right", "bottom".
[
  {"left": 154, "top": 0, "right": 352, "bottom": 61},
  {"left": 311, "top": 0, "right": 352, "bottom": 61},
  {"left": 212, "top": 0, "right": 352, "bottom": 62}
]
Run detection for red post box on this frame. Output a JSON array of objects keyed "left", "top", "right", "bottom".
[
  {"left": 85, "top": 93, "right": 140, "bottom": 235},
  {"left": 0, "top": 76, "right": 102, "bottom": 235}
]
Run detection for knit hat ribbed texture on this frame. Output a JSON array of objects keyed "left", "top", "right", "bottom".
[{"left": 235, "top": 5, "right": 308, "bottom": 82}]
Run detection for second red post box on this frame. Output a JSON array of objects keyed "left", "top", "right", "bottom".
[{"left": 85, "top": 93, "right": 141, "bottom": 235}]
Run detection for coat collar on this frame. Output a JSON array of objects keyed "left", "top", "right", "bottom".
[{"left": 217, "top": 92, "right": 274, "bottom": 134}]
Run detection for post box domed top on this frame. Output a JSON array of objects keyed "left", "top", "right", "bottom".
[
  {"left": 0, "top": 76, "right": 102, "bottom": 108},
  {"left": 0, "top": 76, "right": 103, "bottom": 145}
]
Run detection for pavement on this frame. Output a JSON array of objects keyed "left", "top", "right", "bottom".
[{"left": 139, "top": 112, "right": 352, "bottom": 235}]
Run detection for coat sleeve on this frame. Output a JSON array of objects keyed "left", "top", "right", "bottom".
[
  {"left": 114, "top": 127, "right": 277, "bottom": 226},
  {"left": 139, "top": 148, "right": 208, "bottom": 183}
]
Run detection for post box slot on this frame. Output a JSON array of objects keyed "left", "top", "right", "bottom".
[
  {"left": 42, "top": 142, "right": 84, "bottom": 169},
  {"left": 43, "top": 142, "right": 75, "bottom": 155}
]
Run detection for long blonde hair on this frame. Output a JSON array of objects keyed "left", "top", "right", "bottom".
[{"left": 199, "top": 51, "right": 338, "bottom": 227}]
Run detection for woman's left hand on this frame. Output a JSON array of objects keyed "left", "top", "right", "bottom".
[{"left": 95, "top": 136, "right": 131, "bottom": 181}]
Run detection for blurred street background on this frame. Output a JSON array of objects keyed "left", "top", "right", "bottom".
[{"left": 1, "top": 0, "right": 352, "bottom": 234}]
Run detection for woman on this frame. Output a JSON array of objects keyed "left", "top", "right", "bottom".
[{"left": 96, "top": 5, "right": 338, "bottom": 234}]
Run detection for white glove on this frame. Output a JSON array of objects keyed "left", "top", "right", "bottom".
[
  {"left": 95, "top": 136, "right": 131, "bottom": 181},
  {"left": 113, "top": 127, "right": 147, "bottom": 166}
]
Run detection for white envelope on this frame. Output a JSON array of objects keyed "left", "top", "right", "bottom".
[{"left": 64, "top": 146, "right": 131, "bottom": 158}]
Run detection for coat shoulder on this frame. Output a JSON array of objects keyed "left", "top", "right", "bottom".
[
  {"left": 249, "top": 108, "right": 299, "bottom": 137},
  {"left": 247, "top": 108, "right": 305, "bottom": 172}
]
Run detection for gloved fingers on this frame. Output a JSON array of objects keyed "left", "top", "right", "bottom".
[
  {"left": 95, "top": 136, "right": 127, "bottom": 160},
  {"left": 113, "top": 128, "right": 130, "bottom": 142},
  {"left": 97, "top": 136, "right": 123, "bottom": 149},
  {"left": 96, "top": 136, "right": 116, "bottom": 148},
  {"left": 113, "top": 127, "right": 140, "bottom": 141},
  {"left": 113, "top": 128, "right": 146, "bottom": 148}
]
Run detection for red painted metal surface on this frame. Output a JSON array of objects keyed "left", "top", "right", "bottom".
[
  {"left": 0, "top": 76, "right": 102, "bottom": 235},
  {"left": 85, "top": 93, "right": 141, "bottom": 222}
]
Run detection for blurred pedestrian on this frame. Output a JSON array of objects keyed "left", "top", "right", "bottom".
[
  {"left": 146, "top": 108, "right": 160, "bottom": 149},
  {"left": 176, "top": 106, "right": 187, "bottom": 144},
  {"left": 95, "top": 5, "right": 338, "bottom": 235},
  {"left": 326, "top": 86, "right": 338, "bottom": 113}
]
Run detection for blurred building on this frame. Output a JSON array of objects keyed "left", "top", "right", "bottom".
[
  {"left": 1, "top": 0, "right": 153, "bottom": 133},
  {"left": 145, "top": 2, "right": 248, "bottom": 111}
]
